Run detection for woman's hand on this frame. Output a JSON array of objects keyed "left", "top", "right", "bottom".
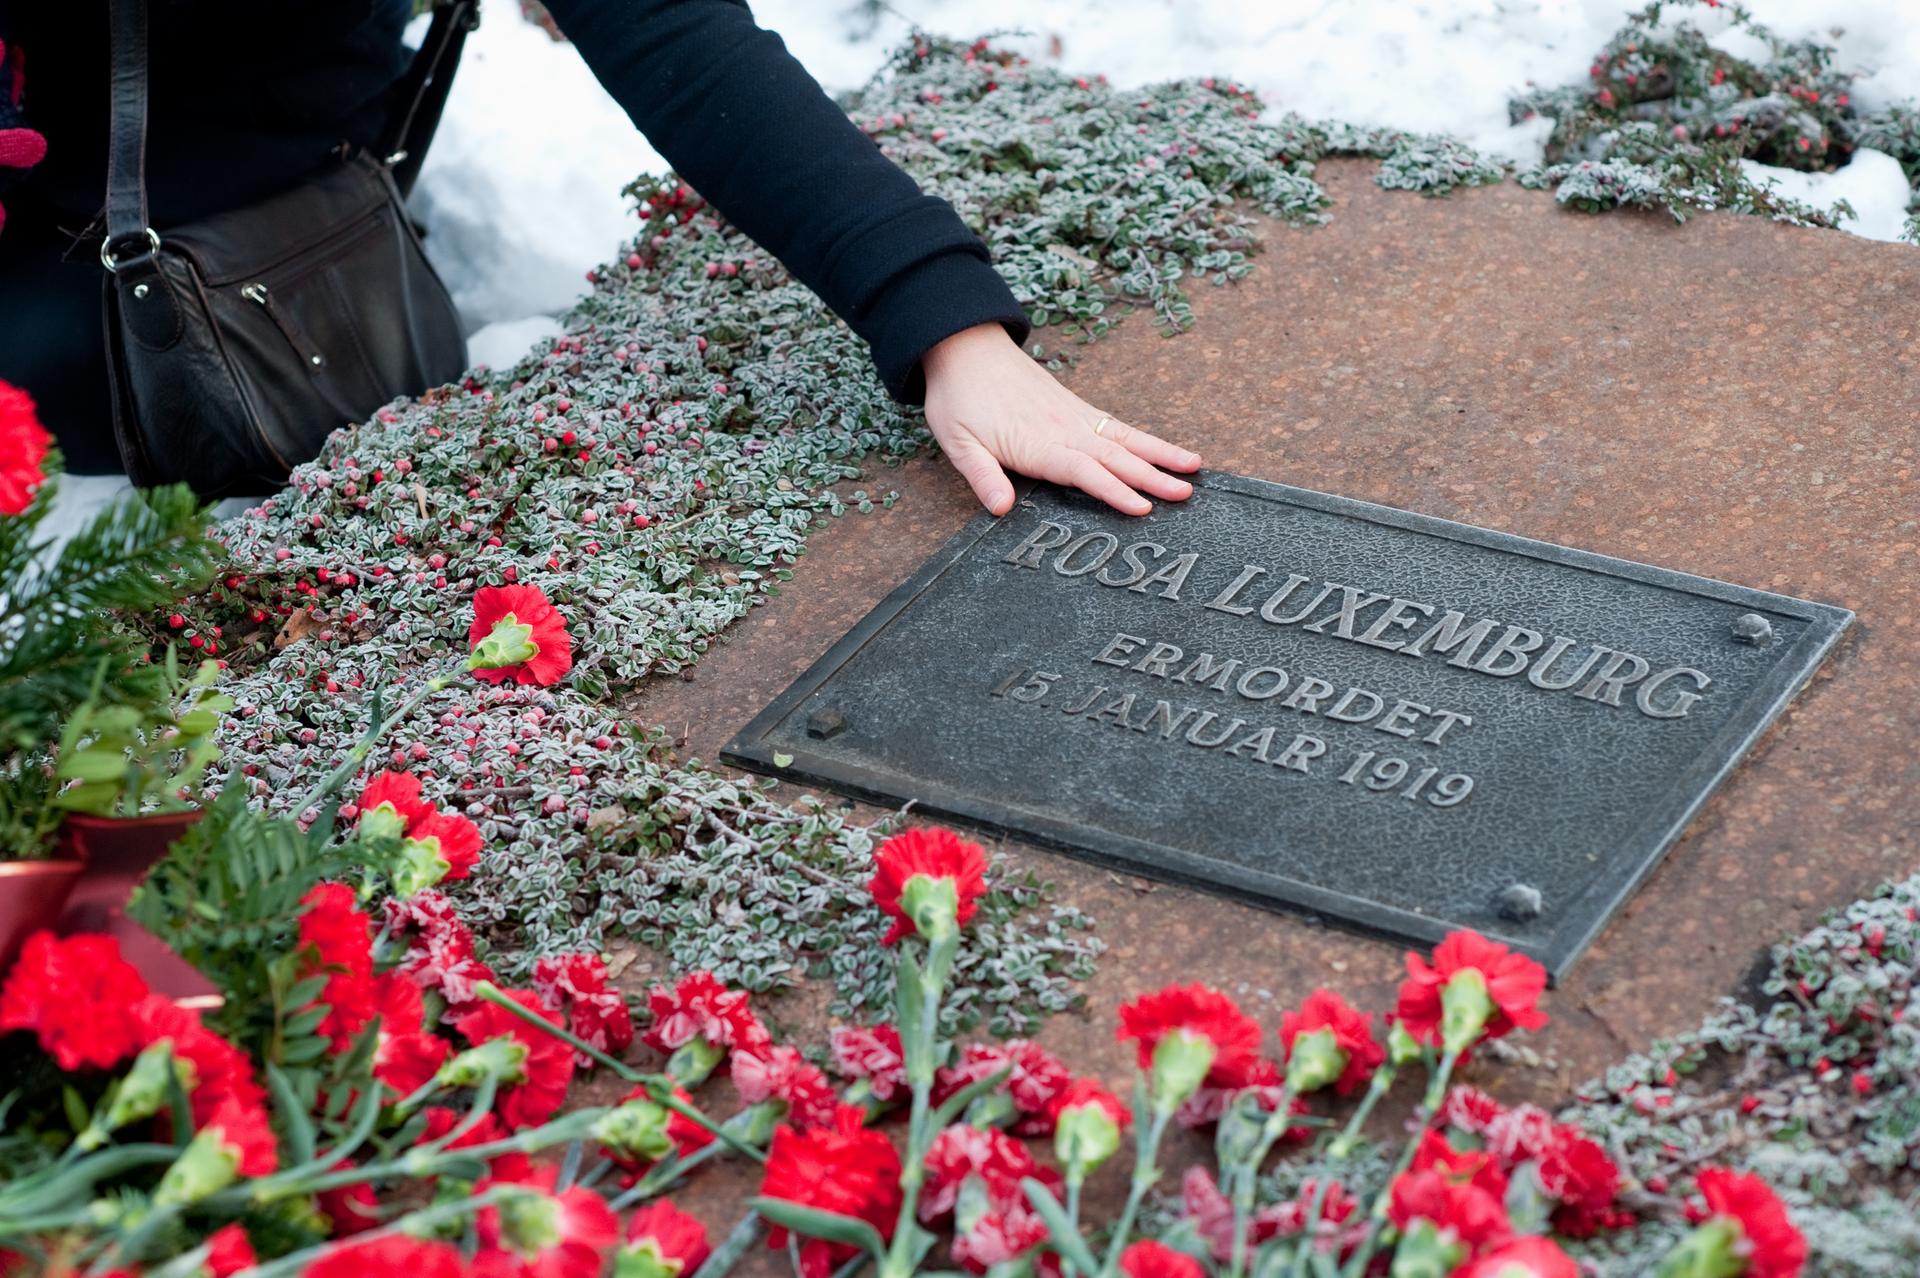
[{"left": 921, "top": 322, "right": 1201, "bottom": 517}]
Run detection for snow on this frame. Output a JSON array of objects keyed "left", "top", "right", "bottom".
[
  {"left": 1745, "top": 148, "right": 1914, "bottom": 242},
  {"left": 413, "top": 0, "right": 1916, "bottom": 362}
]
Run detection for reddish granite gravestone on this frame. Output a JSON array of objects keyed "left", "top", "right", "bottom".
[{"left": 632, "top": 160, "right": 1919, "bottom": 1095}]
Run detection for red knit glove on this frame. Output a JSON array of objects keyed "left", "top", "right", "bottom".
[{"left": 0, "top": 38, "right": 48, "bottom": 237}]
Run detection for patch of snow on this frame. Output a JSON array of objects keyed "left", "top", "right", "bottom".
[
  {"left": 413, "top": 0, "right": 1916, "bottom": 358},
  {"left": 411, "top": 10, "right": 662, "bottom": 328},
  {"left": 467, "top": 315, "right": 567, "bottom": 370},
  {"left": 1743, "top": 147, "right": 1914, "bottom": 242}
]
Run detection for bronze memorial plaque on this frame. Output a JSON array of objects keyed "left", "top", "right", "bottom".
[{"left": 722, "top": 474, "right": 1851, "bottom": 976}]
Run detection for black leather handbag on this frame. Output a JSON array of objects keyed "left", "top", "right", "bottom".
[{"left": 99, "top": 0, "right": 476, "bottom": 497}]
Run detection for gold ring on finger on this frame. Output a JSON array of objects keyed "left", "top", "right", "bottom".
[{"left": 1091, "top": 414, "right": 1112, "bottom": 437}]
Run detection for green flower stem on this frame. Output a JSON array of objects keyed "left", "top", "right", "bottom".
[
  {"left": 471, "top": 982, "right": 762, "bottom": 1163},
  {"left": 1325, "top": 1066, "right": 1394, "bottom": 1163},
  {"left": 1227, "top": 1087, "right": 1297, "bottom": 1278},
  {"left": 1289, "top": 1065, "right": 1397, "bottom": 1276},
  {"left": 1098, "top": 1102, "right": 1176, "bottom": 1278},
  {"left": 416, "top": 1075, "right": 500, "bottom": 1155},
  {"left": 879, "top": 928, "right": 960, "bottom": 1278},
  {"left": 291, "top": 670, "right": 454, "bottom": 818},
  {"left": 1341, "top": 1049, "right": 1461, "bottom": 1278},
  {"left": 233, "top": 1186, "right": 515, "bottom": 1278},
  {"left": 613, "top": 1134, "right": 732, "bottom": 1208},
  {"left": 692, "top": 1210, "right": 767, "bottom": 1278}
]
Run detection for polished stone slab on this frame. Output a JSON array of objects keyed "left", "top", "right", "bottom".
[{"left": 723, "top": 474, "right": 1850, "bottom": 976}]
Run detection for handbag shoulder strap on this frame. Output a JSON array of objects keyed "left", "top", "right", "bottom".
[
  {"left": 102, "top": 0, "right": 152, "bottom": 268},
  {"left": 380, "top": 0, "right": 480, "bottom": 197},
  {"left": 102, "top": 0, "right": 479, "bottom": 269}
]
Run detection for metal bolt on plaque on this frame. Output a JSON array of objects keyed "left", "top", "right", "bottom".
[
  {"left": 805, "top": 706, "right": 849, "bottom": 740},
  {"left": 1732, "top": 613, "right": 1773, "bottom": 646}
]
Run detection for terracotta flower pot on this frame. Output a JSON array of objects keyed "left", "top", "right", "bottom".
[
  {"left": 56, "top": 810, "right": 223, "bottom": 1010},
  {"left": 0, "top": 854, "right": 86, "bottom": 973}
]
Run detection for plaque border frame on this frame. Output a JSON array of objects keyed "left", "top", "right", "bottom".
[{"left": 721, "top": 474, "right": 1853, "bottom": 978}]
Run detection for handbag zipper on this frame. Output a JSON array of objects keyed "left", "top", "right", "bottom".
[{"left": 239, "top": 283, "right": 327, "bottom": 369}]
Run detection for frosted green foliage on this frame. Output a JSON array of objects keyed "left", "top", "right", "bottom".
[
  {"left": 1512, "top": 0, "right": 1916, "bottom": 229},
  {"left": 1556, "top": 872, "right": 1920, "bottom": 1273}
]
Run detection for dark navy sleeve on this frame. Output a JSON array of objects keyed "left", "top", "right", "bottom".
[{"left": 537, "top": 0, "right": 1032, "bottom": 402}]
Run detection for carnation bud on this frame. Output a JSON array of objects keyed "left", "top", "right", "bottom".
[
  {"left": 494, "top": 1185, "right": 565, "bottom": 1254},
  {"left": 1386, "top": 1022, "right": 1422, "bottom": 1068},
  {"left": 392, "top": 835, "right": 453, "bottom": 897},
  {"left": 618, "top": 1238, "right": 691, "bottom": 1278},
  {"left": 1439, "top": 968, "right": 1496, "bottom": 1055},
  {"left": 1053, "top": 1101, "right": 1123, "bottom": 1177},
  {"left": 467, "top": 614, "right": 540, "bottom": 672},
  {"left": 1285, "top": 1026, "right": 1348, "bottom": 1094},
  {"left": 81, "top": 1041, "right": 179, "bottom": 1149},
  {"left": 899, "top": 873, "right": 962, "bottom": 943},
  {"left": 1389, "top": 1216, "right": 1467, "bottom": 1278},
  {"left": 1149, "top": 1028, "right": 1216, "bottom": 1108},
  {"left": 154, "top": 1125, "right": 244, "bottom": 1206},
  {"left": 592, "top": 1097, "right": 676, "bottom": 1163},
  {"left": 1653, "top": 1217, "right": 1745, "bottom": 1278},
  {"left": 664, "top": 1036, "right": 728, "bottom": 1086},
  {"left": 439, "top": 1036, "right": 531, "bottom": 1089}
]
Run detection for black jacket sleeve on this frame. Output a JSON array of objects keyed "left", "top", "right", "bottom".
[{"left": 536, "top": 0, "right": 1031, "bottom": 403}]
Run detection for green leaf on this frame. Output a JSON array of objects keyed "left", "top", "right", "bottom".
[
  {"left": 267, "top": 1065, "right": 317, "bottom": 1166},
  {"left": 1020, "top": 1178, "right": 1098, "bottom": 1275},
  {"left": 929, "top": 1065, "right": 1012, "bottom": 1131},
  {"left": 749, "top": 1198, "right": 887, "bottom": 1259},
  {"left": 280, "top": 1036, "right": 330, "bottom": 1065}
]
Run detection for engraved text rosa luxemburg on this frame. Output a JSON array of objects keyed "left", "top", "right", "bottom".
[{"left": 1003, "top": 519, "right": 1714, "bottom": 722}]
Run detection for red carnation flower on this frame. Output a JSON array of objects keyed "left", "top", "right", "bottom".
[
  {"left": 1396, "top": 931, "right": 1547, "bottom": 1052},
  {"left": 302, "top": 1235, "right": 469, "bottom": 1278},
  {"left": 371, "top": 974, "right": 450, "bottom": 1098},
  {"left": 1279, "top": 988, "right": 1384, "bottom": 1096},
  {"left": 934, "top": 1039, "right": 1070, "bottom": 1134},
  {"left": 0, "top": 379, "right": 51, "bottom": 515},
  {"left": 919, "top": 1123, "right": 1048, "bottom": 1221},
  {"left": 732, "top": 1045, "right": 839, "bottom": 1129},
  {"left": 533, "top": 953, "right": 634, "bottom": 1066},
  {"left": 410, "top": 808, "right": 485, "bottom": 883},
  {"left": 1539, "top": 1126, "right": 1623, "bottom": 1236},
  {"left": 476, "top": 1165, "right": 618, "bottom": 1278},
  {"left": 468, "top": 584, "right": 573, "bottom": 686},
  {"left": 0, "top": 932, "right": 149, "bottom": 1070},
  {"left": 127, "top": 995, "right": 264, "bottom": 1125},
  {"left": 204, "top": 1224, "right": 256, "bottom": 1276},
  {"left": 829, "top": 1023, "right": 908, "bottom": 1101},
  {"left": 1047, "top": 1076, "right": 1130, "bottom": 1130},
  {"left": 455, "top": 990, "right": 577, "bottom": 1130},
  {"left": 951, "top": 1199, "right": 1051, "bottom": 1275},
  {"left": 1388, "top": 1134, "right": 1512, "bottom": 1257},
  {"left": 385, "top": 892, "right": 497, "bottom": 1016},
  {"left": 1458, "top": 1236, "right": 1579, "bottom": 1278},
  {"left": 642, "top": 970, "right": 770, "bottom": 1056},
  {"left": 868, "top": 827, "right": 989, "bottom": 945},
  {"left": 1118, "top": 1240, "right": 1206, "bottom": 1278},
  {"left": 623, "top": 1199, "right": 712, "bottom": 1277},
  {"left": 203, "top": 1092, "right": 279, "bottom": 1177},
  {"left": 1117, "top": 983, "right": 1265, "bottom": 1090},
  {"left": 298, "top": 883, "right": 379, "bottom": 1052},
  {"left": 1696, "top": 1168, "right": 1807, "bottom": 1278},
  {"left": 758, "top": 1104, "right": 903, "bottom": 1278},
  {"left": 359, "top": 769, "right": 432, "bottom": 831}
]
